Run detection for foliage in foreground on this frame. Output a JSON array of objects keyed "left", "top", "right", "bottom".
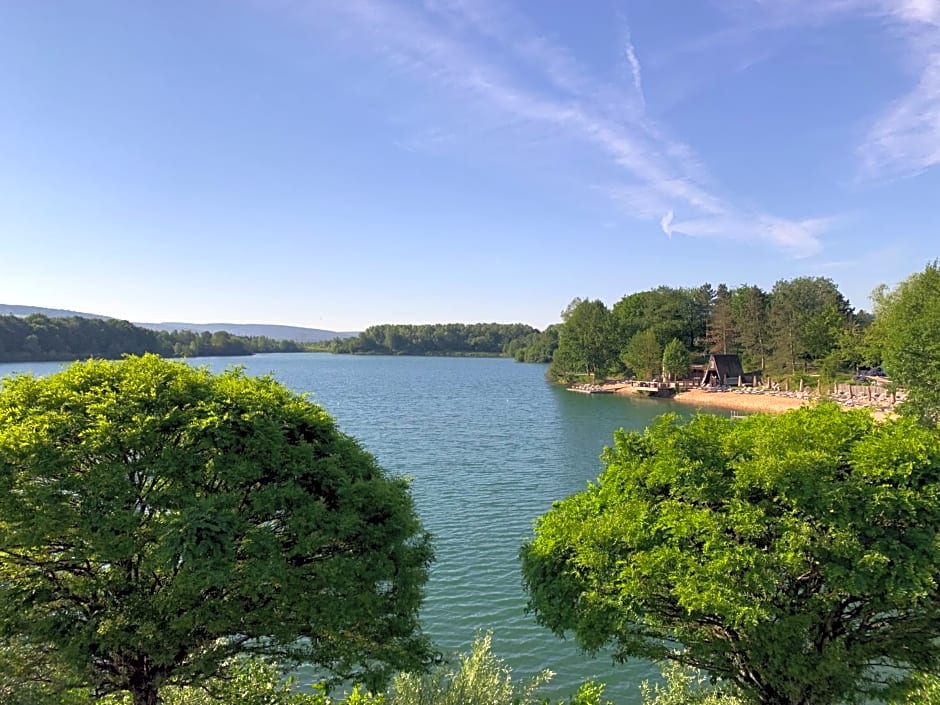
[
  {"left": 890, "top": 672, "right": 940, "bottom": 705},
  {"left": 521, "top": 404, "right": 940, "bottom": 705},
  {"left": 640, "top": 663, "right": 743, "bottom": 705},
  {"left": 157, "top": 659, "right": 379, "bottom": 705},
  {"left": 15, "top": 633, "right": 617, "bottom": 705},
  {"left": 127, "top": 645, "right": 760, "bottom": 705},
  {"left": 0, "top": 355, "right": 432, "bottom": 705},
  {"left": 386, "top": 632, "right": 616, "bottom": 705}
]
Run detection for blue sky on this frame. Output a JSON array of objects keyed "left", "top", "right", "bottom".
[{"left": 1, "top": 1, "right": 938, "bottom": 331}]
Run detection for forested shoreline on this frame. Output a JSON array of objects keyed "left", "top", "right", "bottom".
[
  {"left": 0, "top": 270, "right": 922, "bottom": 385},
  {"left": 321, "top": 322, "right": 543, "bottom": 357},
  {"left": 0, "top": 314, "right": 305, "bottom": 363},
  {"left": 520, "top": 276, "right": 878, "bottom": 383},
  {"left": 322, "top": 275, "right": 881, "bottom": 383}
]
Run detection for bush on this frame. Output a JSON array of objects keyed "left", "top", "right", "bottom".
[
  {"left": 386, "top": 632, "right": 613, "bottom": 705},
  {"left": 387, "top": 633, "right": 550, "bottom": 705},
  {"left": 640, "top": 664, "right": 743, "bottom": 705}
]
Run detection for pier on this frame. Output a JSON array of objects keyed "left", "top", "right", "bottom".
[{"left": 567, "top": 380, "right": 696, "bottom": 397}]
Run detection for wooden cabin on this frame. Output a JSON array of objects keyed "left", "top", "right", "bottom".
[{"left": 700, "top": 354, "right": 745, "bottom": 387}]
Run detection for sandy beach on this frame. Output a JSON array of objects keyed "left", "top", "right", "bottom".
[
  {"left": 617, "top": 386, "right": 894, "bottom": 420},
  {"left": 668, "top": 388, "right": 807, "bottom": 414},
  {"left": 570, "top": 381, "right": 899, "bottom": 418}
]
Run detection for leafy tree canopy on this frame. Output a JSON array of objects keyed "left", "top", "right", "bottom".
[
  {"left": 521, "top": 404, "right": 940, "bottom": 705},
  {"left": 0, "top": 356, "right": 433, "bottom": 705},
  {"left": 767, "top": 278, "right": 851, "bottom": 374},
  {"left": 550, "top": 299, "right": 617, "bottom": 381},
  {"left": 869, "top": 261, "right": 940, "bottom": 425},
  {"left": 661, "top": 338, "right": 690, "bottom": 381},
  {"left": 622, "top": 330, "right": 662, "bottom": 381}
]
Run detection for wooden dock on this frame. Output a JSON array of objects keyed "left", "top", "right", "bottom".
[
  {"left": 568, "top": 386, "right": 614, "bottom": 394},
  {"left": 567, "top": 380, "right": 695, "bottom": 397}
]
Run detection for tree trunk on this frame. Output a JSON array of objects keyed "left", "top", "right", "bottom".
[
  {"left": 128, "top": 665, "right": 160, "bottom": 705},
  {"left": 131, "top": 684, "right": 160, "bottom": 705}
]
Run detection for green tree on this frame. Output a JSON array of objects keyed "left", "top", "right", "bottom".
[
  {"left": 819, "top": 321, "right": 867, "bottom": 380},
  {"left": 730, "top": 285, "right": 769, "bottom": 371},
  {"left": 611, "top": 291, "right": 656, "bottom": 351},
  {"left": 0, "top": 636, "right": 89, "bottom": 705},
  {"left": 550, "top": 299, "right": 617, "bottom": 381},
  {"left": 661, "top": 338, "right": 690, "bottom": 381},
  {"left": 521, "top": 405, "right": 940, "bottom": 705},
  {"left": 622, "top": 330, "right": 662, "bottom": 380},
  {"left": 681, "top": 284, "right": 715, "bottom": 351},
  {"left": 767, "top": 278, "right": 851, "bottom": 374},
  {"left": 0, "top": 356, "right": 433, "bottom": 705},
  {"left": 705, "top": 284, "right": 734, "bottom": 355},
  {"left": 506, "top": 325, "right": 560, "bottom": 364},
  {"left": 869, "top": 261, "right": 940, "bottom": 425}
]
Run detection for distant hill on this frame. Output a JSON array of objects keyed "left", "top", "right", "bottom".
[
  {"left": 0, "top": 304, "right": 110, "bottom": 320},
  {"left": 0, "top": 305, "right": 357, "bottom": 343},
  {"left": 138, "top": 322, "right": 358, "bottom": 343}
]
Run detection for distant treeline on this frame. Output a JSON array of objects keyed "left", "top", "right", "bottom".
[
  {"left": 324, "top": 323, "right": 545, "bottom": 357},
  {"left": 507, "top": 277, "right": 877, "bottom": 382},
  {"left": 0, "top": 314, "right": 304, "bottom": 363}
]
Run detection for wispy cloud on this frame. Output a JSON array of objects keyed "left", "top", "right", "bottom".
[
  {"left": 622, "top": 26, "right": 646, "bottom": 111},
  {"left": 662, "top": 210, "right": 833, "bottom": 255},
  {"left": 862, "top": 52, "right": 940, "bottom": 178},
  {"left": 860, "top": 1, "right": 940, "bottom": 179},
  {"left": 281, "top": 0, "right": 831, "bottom": 256},
  {"left": 714, "top": 0, "right": 940, "bottom": 179}
]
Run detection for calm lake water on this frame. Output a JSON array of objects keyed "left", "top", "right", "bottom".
[{"left": 0, "top": 354, "right": 724, "bottom": 703}]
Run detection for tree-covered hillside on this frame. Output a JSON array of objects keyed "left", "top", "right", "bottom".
[{"left": 0, "top": 314, "right": 304, "bottom": 363}]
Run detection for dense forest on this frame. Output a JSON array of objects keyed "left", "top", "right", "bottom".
[
  {"left": 508, "top": 276, "right": 876, "bottom": 382},
  {"left": 0, "top": 314, "right": 304, "bottom": 363},
  {"left": 324, "top": 322, "right": 542, "bottom": 356}
]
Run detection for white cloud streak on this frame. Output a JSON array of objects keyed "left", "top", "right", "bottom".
[
  {"left": 860, "top": 1, "right": 940, "bottom": 179},
  {"left": 623, "top": 27, "right": 646, "bottom": 111},
  {"left": 862, "top": 51, "right": 940, "bottom": 178},
  {"left": 717, "top": 0, "right": 940, "bottom": 179},
  {"left": 285, "top": 0, "right": 830, "bottom": 256}
]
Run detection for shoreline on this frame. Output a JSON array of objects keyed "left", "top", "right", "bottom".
[
  {"left": 668, "top": 388, "right": 807, "bottom": 414},
  {"left": 578, "top": 383, "right": 900, "bottom": 420}
]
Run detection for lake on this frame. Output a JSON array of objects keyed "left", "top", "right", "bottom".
[{"left": 0, "top": 353, "right": 724, "bottom": 702}]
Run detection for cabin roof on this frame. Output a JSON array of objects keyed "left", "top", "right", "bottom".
[{"left": 707, "top": 354, "right": 744, "bottom": 377}]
